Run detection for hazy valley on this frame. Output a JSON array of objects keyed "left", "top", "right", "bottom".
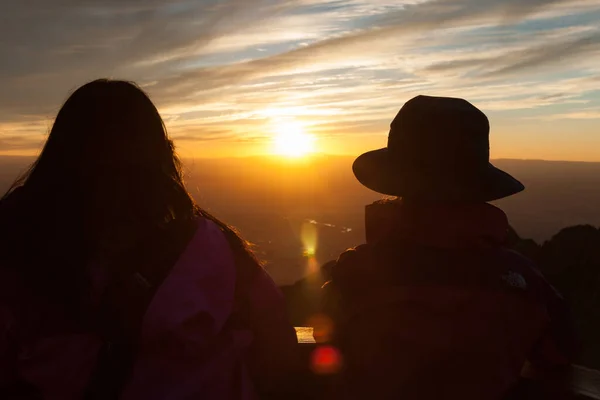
[{"left": 3, "top": 155, "right": 600, "bottom": 285}]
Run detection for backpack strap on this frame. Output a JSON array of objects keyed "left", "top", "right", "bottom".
[
  {"left": 83, "top": 271, "right": 156, "bottom": 400},
  {"left": 84, "top": 219, "right": 197, "bottom": 400}
]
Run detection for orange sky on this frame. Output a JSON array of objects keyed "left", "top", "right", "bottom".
[{"left": 173, "top": 117, "right": 600, "bottom": 162}]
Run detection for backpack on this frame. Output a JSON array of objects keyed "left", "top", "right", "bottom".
[{"left": 320, "top": 241, "right": 550, "bottom": 400}]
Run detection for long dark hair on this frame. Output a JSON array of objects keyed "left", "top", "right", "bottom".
[{"left": 0, "top": 79, "right": 260, "bottom": 319}]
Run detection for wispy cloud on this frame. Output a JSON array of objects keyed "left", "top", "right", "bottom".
[
  {"left": 0, "top": 0, "right": 599, "bottom": 159},
  {"left": 529, "top": 109, "right": 600, "bottom": 120},
  {"left": 0, "top": 135, "right": 45, "bottom": 152}
]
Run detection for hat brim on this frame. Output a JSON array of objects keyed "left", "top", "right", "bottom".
[{"left": 353, "top": 148, "right": 525, "bottom": 202}]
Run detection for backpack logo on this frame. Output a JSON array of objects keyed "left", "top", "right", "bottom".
[{"left": 501, "top": 271, "right": 527, "bottom": 290}]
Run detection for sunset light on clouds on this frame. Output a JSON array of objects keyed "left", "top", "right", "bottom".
[{"left": 1, "top": 0, "right": 600, "bottom": 160}]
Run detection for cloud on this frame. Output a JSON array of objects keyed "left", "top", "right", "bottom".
[
  {"left": 0, "top": 0, "right": 297, "bottom": 115},
  {"left": 483, "top": 32, "right": 600, "bottom": 77},
  {"left": 530, "top": 109, "right": 600, "bottom": 120},
  {"left": 417, "top": 29, "right": 600, "bottom": 80},
  {"left": 1, "top": 0, "right": 600, "bottom": 159},
  {"left": 0, "top": 135, "right": 45, "bottom": 151},
  {"left": 141, "top": 0, "right": 600, "bottom": 105}
]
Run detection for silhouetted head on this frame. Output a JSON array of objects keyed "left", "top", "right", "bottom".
[
  {"left": 10, "top": 79, "right": 196, "bottom": 248},
  {"left": 0, "top": 81, "right": 230, "bottom": 315},
  {"left": 44, "top": 79, "right": 172, "bottom": 172}
]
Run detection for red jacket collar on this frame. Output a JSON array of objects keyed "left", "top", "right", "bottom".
[{"left": 365, "top": 200, "right": 509, "bottom": 249}]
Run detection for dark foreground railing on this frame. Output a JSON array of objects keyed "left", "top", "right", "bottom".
[{"left": 294, "top": 327, "right": 600, "bottom": 400}]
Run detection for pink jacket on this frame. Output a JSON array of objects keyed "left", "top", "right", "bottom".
[{"left": 0, "top": 218, "right": 298, "bottom": 399}]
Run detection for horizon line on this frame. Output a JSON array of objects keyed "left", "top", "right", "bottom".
[{"left": 1, "top": 153, "right": 600, "bottom": 164}]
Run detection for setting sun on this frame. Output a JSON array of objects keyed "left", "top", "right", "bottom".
[{"left": 272, "top": 122, "right": 316, "bottom": 158}]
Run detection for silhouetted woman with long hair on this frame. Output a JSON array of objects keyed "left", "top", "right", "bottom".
[{"left": 0, "top": 79, "right": 300, "bottom": 399}]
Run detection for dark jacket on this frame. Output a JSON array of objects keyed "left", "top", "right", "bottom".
[{"left": 321, "top": 203, "right": 577, "bottom": 400}]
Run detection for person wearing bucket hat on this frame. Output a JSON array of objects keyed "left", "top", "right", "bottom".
[
  {"left": 319, "top": 96, "right": 577, "bottom": 400},
  {"left": 352, "top": 95, "right": 524, "bottom": 202}
]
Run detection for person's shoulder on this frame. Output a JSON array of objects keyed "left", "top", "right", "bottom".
[
  {"left": 495, "top": 248, "right": 544, "bottom": 279},
  {"left": 330, "top": 244, "right": 375, "bottom": 288},
  {"left": 336, "top": 243, "right": 371, "bottom": 265},
  {"left": 493, "top": 248, "right": 563, "bottom": 301},
  {"left": 191, "top": 217, "right": 230, "bottom": 252},
  {"left": 174, "top": 217, "right": 236, "bottom": 277},
  {"left": 498, "top": 247, "right": 535, "bottom": 264},
  {"left": 335, "top": 244, "right": 372, "bottom": 271}
]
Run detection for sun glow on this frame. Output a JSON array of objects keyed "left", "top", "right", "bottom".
[{"left": 272, "top": 121, "right": 316, "bottom": 157}]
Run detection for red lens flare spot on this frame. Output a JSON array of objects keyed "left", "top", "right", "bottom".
[
  {"left": 311, "top": 345, "right": 342, "bottom": 375},
  {"left": 307, "top": 313, "right": 334, "bottom": 343}
]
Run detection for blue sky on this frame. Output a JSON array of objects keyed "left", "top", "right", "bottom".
[{"left": 0, "top": 0, "right": 599, "bottom": 160}]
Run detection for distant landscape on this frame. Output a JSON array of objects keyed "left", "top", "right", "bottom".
[{"left": 3, "top": 155, "right": 600, "bottom": 285}]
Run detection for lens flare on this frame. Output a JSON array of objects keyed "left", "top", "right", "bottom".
[
  {"left": 303, "top": 247, "right": 316, "bottom": 257},
  {"left": 311, "top": 345, "right": 342, "bottom": 375},
  {"left": 300, "top": 222, "right": 319, "bottom": 264},
  {"left": 307, "top": 313, "right": 334, "bottom": 344},
  {"left": 301, "top": 221, "right": 317, "bottom": 255},
  {"left": 301, "top": 221, "right": 319, "bottom": 274}
]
